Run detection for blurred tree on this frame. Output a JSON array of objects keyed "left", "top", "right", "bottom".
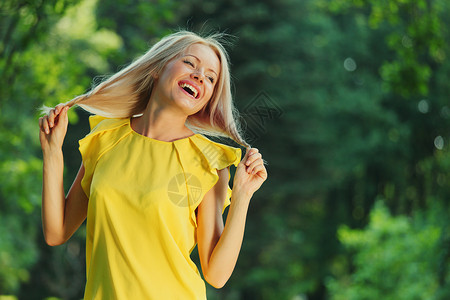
[
  {"left": 1, "top": 0, "right": 448, "bottom": 298},
  {"left": 327, "top": 200, "right": 450, "bottom": 300},
  {"left": 328, "top": 0, "right": 446, "bottom": 97},
  {"left": 95, "top": 0, "right": 183, "bottom": 67},
  {"left": 0, "top": 0, "right": 123, "bottom": 297},
  {"left": 324, "top": 0, "right": 450, "bottom": 298},
  {"left": 0, "top": 0, "right": 192, "bottom": 298},
  {"left": 327, "top": 0, "right": 449, "bottom": 213},
  {"left": 169, "top": 0, "right": 410, "bottom": 298},
  {"left": 0, "top": 0, "right": 82, "bottom": 294},
  {"left": 1, "top": 0, "right": 76, "bottom": 89},
  {"left": 178, "top": 0, "right": 450, "bottom": 299}
]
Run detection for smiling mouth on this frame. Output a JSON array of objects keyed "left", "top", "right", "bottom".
[{"left": 179, "top": 82, "right": 199, "bottom": 99}]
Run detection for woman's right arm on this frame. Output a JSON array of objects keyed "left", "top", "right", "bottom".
[{"left": 39, "top": 105, "right": 88, "bottom": 246}]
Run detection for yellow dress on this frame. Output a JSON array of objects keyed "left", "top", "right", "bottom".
[{"left": 78, "top": 116, "right": 242, "bottom": 300}]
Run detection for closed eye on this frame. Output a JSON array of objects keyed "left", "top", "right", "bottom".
[
  {"left": 208, "top": 76, "right": 215, "bottom": 83},
  {"left": 183, "top": 60, "right": 194, "bottom": 67}
]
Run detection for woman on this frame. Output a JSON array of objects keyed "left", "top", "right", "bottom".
[{"left": 39, "top": 31, "right": 267, "bottom": 299}]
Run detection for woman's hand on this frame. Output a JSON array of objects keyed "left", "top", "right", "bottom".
[
  {"left": 233, "top": 148, "right": 268, "bottom": 199},
  {"left": 39, "top": 105, "right": 69, "bottom": 152}
]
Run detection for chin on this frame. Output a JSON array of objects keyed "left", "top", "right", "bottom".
[{"left": 173, "top": 98, "right": 202, "bottom": 116}]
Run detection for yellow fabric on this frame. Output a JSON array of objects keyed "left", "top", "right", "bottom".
[{"left": 79, "top": 116, "right": 241, "bottom": 300}]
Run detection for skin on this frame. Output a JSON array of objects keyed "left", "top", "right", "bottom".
[{"left": 39, "top": 43, "right": 267, "bottom": 289}]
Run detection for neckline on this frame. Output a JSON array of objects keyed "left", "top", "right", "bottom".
[{"left": 127, "top": 117, "right": 199, "bottom": 144}]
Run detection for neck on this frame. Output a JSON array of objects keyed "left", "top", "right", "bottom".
[{"left": 130, "top": 97, "right": 194, "bottom": 142}]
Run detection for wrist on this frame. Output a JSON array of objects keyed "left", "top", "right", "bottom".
[
  {"left": 42, "top": 147, "right": 63, "bottom": 159},
  {"left": 231, "top": 186, "right": 253, "bottom": 204}
]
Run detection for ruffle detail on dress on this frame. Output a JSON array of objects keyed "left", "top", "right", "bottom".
[
  {"left": 78, "top": 115, "right": 242, "bottom": 229},
  {"left": 79, "top": 116, "right": 131, "bottom": 197},
  {"left": 88, "top": 115, "right": 109, "bottom": 129},
  {"left": 181, "top": 135, "right": 242, "bottom": 227}
]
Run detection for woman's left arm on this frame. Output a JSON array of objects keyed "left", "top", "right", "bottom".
[{"left": 197, "top": 148, "right": 267, "bottom": 288}]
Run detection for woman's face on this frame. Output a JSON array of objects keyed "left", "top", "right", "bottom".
[{"left": 154, "top": 43, "right": 221, "bottom": 116}]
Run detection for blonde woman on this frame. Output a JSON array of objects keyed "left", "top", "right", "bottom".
[{"left": 39, "top": 31, "right": 267, "bottom": 299}]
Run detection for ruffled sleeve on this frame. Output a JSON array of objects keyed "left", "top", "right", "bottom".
[
  {"left": 185, "top": 135, "right": 242, "bottom": 227},
  {"left": 78, "top": 115, "right": 130, "bottom": 198}
]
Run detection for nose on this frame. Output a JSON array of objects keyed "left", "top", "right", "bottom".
[{"left": 191, "top": 70, "right": 204, "bottom": 83}]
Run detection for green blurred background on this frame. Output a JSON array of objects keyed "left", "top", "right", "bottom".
[{"left": 1, "top": 0, "right": 449, "bottom": 299}]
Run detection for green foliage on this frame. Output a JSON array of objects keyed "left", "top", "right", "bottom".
[
  {"left": 174, "top": 0, "right": 450, "bottom": 298},
  {"left": 1, "top": 0, "right": 449, "bottom": 298},
  {"left": 0, "top": 296, "right": 17, "bottom": 300},
  {"left": 1, "top": 0, "right": 79, "bottom": 293},
  {"left": 327, "top": 0, "right": 447, "bottom": 97},
  {"left": 0, "top": 0, "right": 121, "bottom": 295},
  {"left": 0, "top": 214, "right": 38, "bottom": 292},
  {"left": 95, "top": 0, "right": 179, "bottom": 62},
  {"left": 327, "top": 200, "right": 450, "bottom": 300}
]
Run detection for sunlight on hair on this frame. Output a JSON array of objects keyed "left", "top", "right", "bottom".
[{"left": 44, "top": 31, "right": 250, "bottom": 148}]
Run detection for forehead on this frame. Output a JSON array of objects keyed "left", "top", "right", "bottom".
[{"left": 183, "top": 43, "right": 221, "bottom": 75}]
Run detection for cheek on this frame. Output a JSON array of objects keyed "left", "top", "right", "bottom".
[
  {"left": 196, "top": 91, "right": 214, "bottom": 112},
  {"left": 205, "top": 84, "right": 216, "bottom": 98}
]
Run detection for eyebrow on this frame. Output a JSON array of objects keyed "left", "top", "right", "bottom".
[{"left": 184, "top": 54, "right": 219, "bottom": 76}]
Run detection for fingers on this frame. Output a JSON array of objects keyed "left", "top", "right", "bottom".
[
  {"left": 244, "top": 147, "right": 258, "bottom": 160},
  {"left": 39, "top": 105, "right": 69, "bottom": 135},
  {"left": 40, "top": 115, "right": 50, "bottom": 134},
  {"left": 244, "top": 148, "right": 263, "bottom": 174},
  {"left": 242, "top": 147, "right": 252, "bottom": 161},
  {"left": 48, "top": 104, "right": 64, "bottom": 128},
  {"left": 60, "top": 106, "right": 69, "bottom": 126},
  {"left": 48, "top": 109, "right": 56, "bottom": 127},
  {"left": 246, "top": 157, "right": 264, "bottom": 174},
  {"left": 245, "top": 148, "right": 261, "bottom": 166},
  {"left": 250, "top": 164, "right": 267, "bottom": 178}
]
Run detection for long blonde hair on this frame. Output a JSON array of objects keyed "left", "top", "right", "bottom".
[{"left": 47, "top": 31, "right": 249, "bottom": 147}]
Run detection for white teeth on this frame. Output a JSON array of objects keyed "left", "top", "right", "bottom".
[{"left": 180, "top": 83, "right": 198, "bottom": 98}]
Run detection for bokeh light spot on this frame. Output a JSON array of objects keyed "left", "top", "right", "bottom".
[
  {"left": 440, "top": 106, "right": 450, "bottom": 119},
  {"left": 434, "top": 136, "right": 444, "bottom": 150},
  {"left": 418, "top": 99, "right": 429, "bottom": 114},
  {"left": 344, "top": 57, "right": 357, "bottom": 72}
]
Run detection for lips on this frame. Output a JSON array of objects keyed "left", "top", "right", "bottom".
[{"left": 178, "top": 80, "right": 201, "bottom": 99}]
